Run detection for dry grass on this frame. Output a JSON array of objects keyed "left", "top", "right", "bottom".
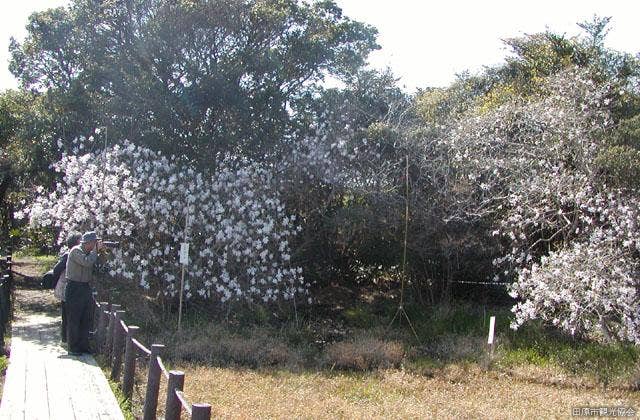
[
  {"left": 418, "top": 334, "right": 485, "bottom": 362},
  {"left": 325, "top": 337, "right": 404, "bottom": 370},
  {"left": 153, "top": 325, "right": 304, "bottom": 369},
  {"left": 97, "top": 313, "right": 640, "bottom": 419},
  {"left": 174, "top": 364, "right": 640, "bottom": 419},
  {"left": 111, "top": 305, "right": 639, "bottom": 418},
  {"left": 65, "top": 257, "right": 638, "bottom": 418}
]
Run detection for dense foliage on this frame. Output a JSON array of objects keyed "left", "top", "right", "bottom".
[
  {"left": 9, "top": 0, "right": 378, "bottom": 164},
  {"left": 5, "top": 3, "right": 640, "bottom": 343}
]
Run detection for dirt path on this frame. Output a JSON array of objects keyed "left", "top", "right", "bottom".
[{"left": 10, "top": 256, "right": 59, "bottom": 315}]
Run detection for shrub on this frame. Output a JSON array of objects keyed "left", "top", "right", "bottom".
[
  {"left": 160, "top": 323, "right": 303, "bottom": 369},
  {"left": 219, "top": 336, "right": 298, "bottom": 368},
  {"left": 440, "top": 68, "right": 640, "bottom": 343},
  {"left": 19, "top": 137, "right": 308, "bottom": 307},
  {"left": 325, "top": 337, "right": 404, "bottom": 370},
  {"left": 418, "top": 334, "right": 485, "bottom": 362}
]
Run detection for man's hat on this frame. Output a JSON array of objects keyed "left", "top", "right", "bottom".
[{"left": 81, "top": 231, "right": 98, "bottom": 243}]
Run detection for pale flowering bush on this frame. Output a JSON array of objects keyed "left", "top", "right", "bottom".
[
  {"left": 440, "top": 68, "right": 640, "bottom": 342},
  {"left": 21, "top": 136, "right": 308, "bottom": 304},
  {"left": 511, "top": 230, "right": 640, "bottom": 343},
  {"left": 506, "top": 186, "right": 640, "bottom": 343}
]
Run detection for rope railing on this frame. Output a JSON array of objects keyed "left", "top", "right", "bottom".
[{"left": 91, "top": 296, "right": 212, "bottom": 420}]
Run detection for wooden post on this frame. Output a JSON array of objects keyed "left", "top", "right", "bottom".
[
  {"left": 105, "top": 304, "right": 121, "bottom": 357},
  {"left": 97, "top": 302, "right": 109, "bottom": 354},
  {"left": 122, "top": 325, "right": 139, "bottom": 400},
  {"left": 0, "top": 274, "right": 8, "bottom": 325},
  {"left": 111, "top": 310, "right": 126, "bottom": 380},
  {"left": 5, "top": 256, "right": 12, "bottom": 316},
  {"left": 105, "top": 305, "right": 115, "bottom": 357},
  {"left": 165, "top": 371, "right": 185, "bottom": 420},
  {"left": 0, "top": 276, "right": 6, "bottom": 349},
  {"left": 143, "top": 344, "right": 164, "bottom": 420},
  {"left": 192, "top": 403, "right": 212, "bottom": 420},
  {"left": 5, "top": 256, "right": 12, "bottom": 280}
]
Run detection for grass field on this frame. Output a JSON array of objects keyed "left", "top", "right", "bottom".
[
  {"left": 11, "top": 255, "right": 640, "bottom": 418},
  {"left": 124, "top": 302, "right": 640, "bottom": 419},
  {"left": 137, "top": 363, "right": 637, "bottom": 419}
]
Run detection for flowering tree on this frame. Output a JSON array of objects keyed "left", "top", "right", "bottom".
[
  {"left": 21, "top": 136, "right": 308, "bottom": 305},
  {"left": 439, "top": 68, "right": 640, "bottom": 342}
]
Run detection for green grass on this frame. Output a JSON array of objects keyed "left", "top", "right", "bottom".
[
  {"left": 404, "top": 302, "right": 512, "bottom": 339},
  {"left": 13, "top": 254, "right": 58, "bottom": 273},
  {"left": 554, "top": 342, "right": 639, "bottom": 385},
  {"left": 0, "top": 355, "right": 8, "bottom": 374},
  {"left": 340, "top": 300, "right": 510, "bottom": 340},
  {"left": 499, "top": 321, "right": 640, "bottom": 386},
  {"left": 107, "top": 378, "right": 135, "bottom": 420},
  {"left": 499, "top": 347, "right": 551, "bottom": 367},
  {"left": 95, "top": 353, "right": 135, "bottom": 420},
  {"left": 12, "top": 247, "right": 55, "bottom": 258},
  {"left": 389, "top": 302, "right": 639, "bottom": 386},
  {"left": 343, "top": 305, "right": 379, "bottom": 328},
  {"left": 405, "top": 356, "right": 446, "bottom": 375}
]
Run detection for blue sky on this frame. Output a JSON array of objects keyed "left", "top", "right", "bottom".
[{"left": 2, "top": 0, "right": 639, "bottom": 92}]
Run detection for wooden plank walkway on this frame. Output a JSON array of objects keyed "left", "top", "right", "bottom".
[{"left": 0, "top": 309, "right": 125, "bottom": 419}]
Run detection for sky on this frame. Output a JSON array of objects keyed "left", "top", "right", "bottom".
[{"left": 1, "top": 0, "right": 638, "bottom": 92}]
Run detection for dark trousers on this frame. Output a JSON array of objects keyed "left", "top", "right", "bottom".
[
  {"left": 60, "top": 301, "right": 67, "bottom": 342},
  {"left": 65, "top": 281, "right": 91, "bottom": 353}
]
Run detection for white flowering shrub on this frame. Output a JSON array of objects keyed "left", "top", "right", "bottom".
[
  {"left": 21, "top": 137, "right": 308, "bottom": 304},
  {"left": 511, "top": 224, "right": 640, "bottom": 343},
  {"left": 440, "top": 68, "right": 640, "bottom": 342}
]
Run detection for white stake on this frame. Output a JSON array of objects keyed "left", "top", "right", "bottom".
[
  {"left": 487, "top": 316, "right": 496, "bottom": 345},
  {"left": 487, "top": 315, "right": 496, "bottom": 357}
]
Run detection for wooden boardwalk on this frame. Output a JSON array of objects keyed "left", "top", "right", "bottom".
[{"left": 0, "top": 308, "right": 125, "bottom": 419}]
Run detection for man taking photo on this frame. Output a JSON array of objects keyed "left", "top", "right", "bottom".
[{"left": 65, "top": 230, "right": 103, "bottom": 356}]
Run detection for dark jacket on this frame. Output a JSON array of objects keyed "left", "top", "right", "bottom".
[{"left": 41, "top": 252, "right": 68, "bottom": 289}]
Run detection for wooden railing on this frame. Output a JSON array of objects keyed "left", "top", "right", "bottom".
[
  {"left": 92, "top": 297, "right": 212, "bottom": 420},
  {"left": 0, "top": 255, "right": 13, "bottom": 350}
]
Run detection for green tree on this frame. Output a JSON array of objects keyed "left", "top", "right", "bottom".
[
  {"left": 10, "top": 0, "right": 378, "bottom": 166},
  {"left": 0, "top": 90, "right": 57, "bottom": 248}
]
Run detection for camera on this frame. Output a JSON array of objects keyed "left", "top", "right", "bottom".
[{"left": 99, "top": 240, "right": 120, "bottom": 248}]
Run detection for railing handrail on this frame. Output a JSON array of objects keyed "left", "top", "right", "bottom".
[
  {"left": 175, "top": 390, "right": 193, "bottom": 417},
  {"left": 132, "top": 337, "right": 152, "bottom": 356},
  {"left": 0, "top": 255, "right": 14, "bottom": 351},
  {"left": 91, "top": 296, "right": 212, "bottom": 420},
  {"left": 157, "top": 356, "right": 170, "bottom": 380}
]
